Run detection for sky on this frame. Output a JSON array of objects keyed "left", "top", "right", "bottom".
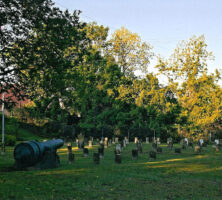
[{"left": 53, "top": 0, "right": 222, "bottom": 83}]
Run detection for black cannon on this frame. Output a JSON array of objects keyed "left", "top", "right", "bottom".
[{"left": 14, "top": 139, "right": 64, "bottom": 170}]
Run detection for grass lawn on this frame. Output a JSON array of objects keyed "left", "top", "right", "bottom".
[{"left": 0, "top": 142, "right": 222, "bottom": 200}]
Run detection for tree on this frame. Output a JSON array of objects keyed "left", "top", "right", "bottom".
[
  {"left": 84, "top": 22, "right": 109, "bottom": 52},
  {"left": 107, "top": 27, "right": 154, "bottom": 76},
  {"left": 0, "top": 0, "right": 54, "bottom": 107},
  {"left": 156, "top": 35, "right": 221, "bottom": 140}
]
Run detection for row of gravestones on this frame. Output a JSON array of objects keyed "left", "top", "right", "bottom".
[
  {"left": 73, "top": 136, "right": 161, "bottom": 149},
  {"left": 135, "top": 137, "right": 222, "bottom": 160},
  {"left": 68, "top": 137, "right": 130, "bottom": 164},
  {"left": 73, "top": 136, "right": 222, "bottom": 148},
  {"left": 74, "top": 137, "right": 130, "bottom": 150},
  {"left": 134, "top": 137, "right": 161, "bottom": 145},
  {"left": 68, "top": 136, "right": 222, "bottom": 164}
]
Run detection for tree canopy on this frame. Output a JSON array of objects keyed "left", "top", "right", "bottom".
[{"left": 1, "top": 2, "right": 222, "bottom": 141}]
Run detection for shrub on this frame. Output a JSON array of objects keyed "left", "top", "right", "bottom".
[{"left": 1, "top": 135, "right": 16, "bottom": 146}]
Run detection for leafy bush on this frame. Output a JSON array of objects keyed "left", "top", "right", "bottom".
[
  {"left": 1, "top": 135, "right": 16, "bottom": 146},
  {"left": 44, "top": 121, "right": 63, "bottom": 134},
  {"left": 63, "top": 125, "right": 75, "bottom": 138}
]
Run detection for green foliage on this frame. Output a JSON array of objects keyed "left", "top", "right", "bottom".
[
  {"left": 2, "top": 1, "right": 221, "bottom": 141},
  {"left": 1, "top": 135, "right": 16, "bottom": 146},
  {"left": 107, "top": 26, "right": 154, "bottom": 76},
  {"left": 156, "top": 35, "right": 222, "bottom": 140},
  {"left": 0, "top": 0, "right": 54, "bottom": 108}
]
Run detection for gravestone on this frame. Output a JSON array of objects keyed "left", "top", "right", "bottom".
[
  {"left": 214, "top": 139, "right": 220, "bottom": 145},
  {"left": 180, "top": 139, "right": 184, "bottom": 145},
  {"left": 77, "top": 134, "right": 85, "bottom": 150},
  {"left": 108, "top": 139, "right": 112, "bottom": 146},
  {"left": 146, "top": 137, "right": 149, "bottom": 144},
  {"left": 100, "top": 138, "right": 104, "bottom": 145},
  {"left": 67, "top": 143, "right": 74, "bottom": 164},
  {"left": 198, "top": 139, "right": 204, "bottom": 147},
  {"left": 132, "top": 149, "right": 138, "bottom": 160},
  {"left": 152, "top": 142, "right": 157, "bottom": 151},
  {"left": 124, "top": 137, "right": 129, "bottom": 145},
  {"left": 137, "top": 142, "right": 143, "bottom": 153},
  {"left": 83, "top": 148, "right": 89, "bottom": 157},
  {"left": 167, "top": 138, "right": 173, "bottom": 144},
  {"left": 167, "top": 141, "right": 173, "bottom": 150},
  {"left": 134, "top": 137, "right": 138, "bottom": 144},
  {"left": 98, "top": 147, "right": 104, "bottom": 158},
  {"left": 78, "top": 141, "right": 84, "bottom": 150},
  {"left": 149, "top": 151, "right": 156, "bottom": 159},
  {"left": 96, "top": 138, "right": 100, "bottom": 145},
  {"left": 123, "top": 139, "right": 126, "bottom": 148},
  {"left": 104, "top": 138, "right": 108, "bottom": 148},
  {"left": 184, "top": 138, "right": 189, "bottom": 146},
  {"left": 195, "top": 145, "right": 201, "bottom": 154},
  {"left": 116, "top": 144, "right": 122, "bottom": 153},
  {"left": 115, "top": 154, "right": 121, "bottom": 164},
  {"left": 88, "top": 140, "right": 93, "bottom": 148},
  {"left": 93, "top": 153, "right": 100, "bottom": 164}
]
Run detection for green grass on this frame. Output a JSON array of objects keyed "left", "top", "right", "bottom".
[
  {"left": 17, "top": 128, "right": 44, "bottom": 141},
  {"left": 0, "top": 143, "right": 222, "bottom": 200}
]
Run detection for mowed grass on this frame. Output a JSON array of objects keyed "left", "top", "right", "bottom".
[{"left": 1, "top": 142, "right": 222, "bottom": 200}]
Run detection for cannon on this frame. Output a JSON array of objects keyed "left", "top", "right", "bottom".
[{"left": 14, "top": 139, "right": 64, "bottom": 170}]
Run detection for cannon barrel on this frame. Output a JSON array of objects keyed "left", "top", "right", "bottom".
[{"left": 14, "top": 139, "right": 64, "bottom": 168}]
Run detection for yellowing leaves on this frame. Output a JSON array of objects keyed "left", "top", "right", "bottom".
[
  {"left": 107, "top": 89, "right": 114, "bottom": 96},
  {"left": 97, "top": 84, "right": 103, "bottom": 91},
  {"left": 108, "top": 26, "right": 153, "bottom": 75}
]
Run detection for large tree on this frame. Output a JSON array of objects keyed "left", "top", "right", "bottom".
[
  {"left": 156, "top": 35, "right": 222, "bottom": 140},
  {"left": 0, "top": 0, "right": 55, "bottom": 106}
]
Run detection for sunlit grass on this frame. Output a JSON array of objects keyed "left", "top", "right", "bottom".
[{"left": 1, "top": 142, "right": 222, "bottom": 200}]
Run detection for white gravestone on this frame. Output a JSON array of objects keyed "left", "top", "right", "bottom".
[
  {"left": 123, "top": 140, "right": 126, "bottom": 147},
  {"left": 88, "top": 140, "right": 93, "bottom": 147},
  {"left": 199, "top": 139, "right": 204, "bottom": 146},
  {"left": 184, "top": 138, "right": 189, "bottom": 145},
  {"left": 167, "top": 138, "right": 173, "bottom": 144},
  {"left": 157, "top": 137, "right": 161, "bottom": 145},
  {"left": 134, "top": 137, "right": 138, "bottom": 144},
  {"left": 124, "top": 137, "right": 129, "bottom": 144},
  {"left": 116, "top": 144, "right": 122, "bottom": 153},
  {"left": 215, "top": 139, "right": 219, "bottom": 145}
]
